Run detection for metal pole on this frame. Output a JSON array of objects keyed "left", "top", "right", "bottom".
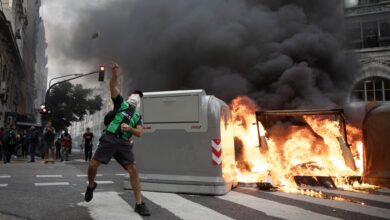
[
  {"left": 48, "top": 74, "right": 83, "bottom": 88},
  {"left": 45, "top": 70, "right": 99, "bottom": 107}
]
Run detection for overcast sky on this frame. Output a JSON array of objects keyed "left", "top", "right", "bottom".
[{"left": 40, "top": 0, "right": 111, "bottom": 85}]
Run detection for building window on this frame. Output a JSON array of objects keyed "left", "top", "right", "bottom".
[
  {"left": 351, "top": 77, "right": 390, "bottom": 102},
  {"left": 358, "top": 0, "right": 381, "bottom": 5},
  {"left": 379, "top": 20, "right": 390, "bottom": 46},
  {"left": 347, "top": 22, "right": 363, "bottom": 49},
  {"left": 363, "top": 21, "right": 379, "bottom": 48},
  {"left": 346, "top": 12, "right": 390, "bottom": 49}
]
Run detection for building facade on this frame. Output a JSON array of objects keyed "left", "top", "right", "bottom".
[
  {"left": 0, "top": 0, "right": 26, "bottom": 127},
  {"left": 0, "top": 0, "right": 47, "bottom": 127},
  {"left": 345, "top": 0, "right": 390, "bottom": 103},
  {"left": 68, "top": 81, "right": 115, "bottom": 149}
]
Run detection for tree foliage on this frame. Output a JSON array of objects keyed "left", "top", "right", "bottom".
[{"left": 44, "top": 82, "right": 102, "bottom": 131}]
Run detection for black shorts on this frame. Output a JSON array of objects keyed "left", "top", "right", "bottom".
[{"left": 92, "top": 133, "right": 135, "bottom": 169}]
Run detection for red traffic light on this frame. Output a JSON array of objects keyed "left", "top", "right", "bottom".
[{"left": 98, "top": 64, "right": 105, "bottom": 81}]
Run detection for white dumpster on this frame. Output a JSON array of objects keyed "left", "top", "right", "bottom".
[{"left": 124, "top": 89, "right": 237, "bottom": 195}]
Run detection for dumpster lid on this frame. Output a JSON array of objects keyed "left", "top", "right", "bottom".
[{"left": 143, "top": 89, "right": 206, "bottom": 98}]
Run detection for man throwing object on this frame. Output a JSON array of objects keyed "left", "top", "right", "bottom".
[{"left": 84, "top": 63, "right": 150, "bottom": 217}]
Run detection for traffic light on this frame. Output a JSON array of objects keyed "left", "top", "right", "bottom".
[
  {"left": 39, "top": 105, "right": 49, "bottom": 114},
  {"left": 98, "top": 65, "right": 105, "bottom": 81}
]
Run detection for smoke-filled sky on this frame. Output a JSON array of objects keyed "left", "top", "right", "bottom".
[{"left": 42, "top": 0, "right": 357, "bottom": 110}]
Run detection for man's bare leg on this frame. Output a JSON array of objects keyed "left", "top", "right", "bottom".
[
  {"left": 88, "top": 159, "right": 101, "bottom": 187},
  {"left": 128, "top": 164, "right": 142, "bottom": 204},
  {"left": 84, "top": 159, "right": 100, "bottom": 202}
]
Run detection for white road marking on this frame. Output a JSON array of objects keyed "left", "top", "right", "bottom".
[
  {"left": 0, "top": 212, "right": 24, "bottom": 220},
  {"left": 115, "top": 174, "right": 126, "bottom": 176},
  {"left": 269, "top": 191, "right": 390, "bottom": 219},
  {"left": 78, "top": 192, "right": 142, "bottom": 220},
  {"left": 85, "top": 181, "right": 114, "bottom": 184},
  {"left": 311, "top": 187, "right": 390, "bottom": 204},
  {"left": 0, "top": 175, "right": 11, "bottom": 178},
  {"left": 74, "top": 159, "right": 86, "bottom": 162},
  {"left": 0, "top": 184, "right": 8, "bottom": 187},
  {"left": 142, "top": 191, "right": 234, "bottom": 220},
  {"left": 36, "top": 175, "right": 63, "bottom": 178},
  {"left": 219, "top": 191, "right": 340, "bottom": 220},
  {"left": 34, "top": 182, "right": 69, "bottom": 186},
  {"left": 376, "top": 188, "right": 390, "bottom": 194},
  {"left": 77, "top": 174, "right": 102, "bottom": 177}
]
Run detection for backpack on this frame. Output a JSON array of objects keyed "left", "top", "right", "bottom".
[
  {"left": 103, "top": 106, "right": 134, "bottom": 127},
  {"left": 104, "top": 110, "right": 117, "bottom": 127}
]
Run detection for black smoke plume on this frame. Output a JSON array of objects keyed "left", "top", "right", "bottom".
[{"left": 62, "top": 0, "right": 357, "bottom": 110}]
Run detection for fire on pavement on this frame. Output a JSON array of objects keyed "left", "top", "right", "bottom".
[{"left": 221, "top": 96, "right": 378, "bottom": 194}]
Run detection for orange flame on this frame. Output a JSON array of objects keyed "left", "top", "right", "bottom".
[{"left": 222, "top": 96, "right": 374, "bottom": 191}]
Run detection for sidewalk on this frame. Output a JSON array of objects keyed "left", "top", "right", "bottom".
[{"left": 1, "top": 149, "right": 85, "bottom": 164}]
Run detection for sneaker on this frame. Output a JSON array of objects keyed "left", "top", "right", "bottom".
[
  {"left": 134, "top": 202, "right": 151, "bottom": 216},
  {"left": 84, "top": 182, "right": 97, "bottom": 202}
]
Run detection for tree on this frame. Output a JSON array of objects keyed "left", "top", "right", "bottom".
[{"left": 44, "top": 82, "right": 103, "bottom": 131}]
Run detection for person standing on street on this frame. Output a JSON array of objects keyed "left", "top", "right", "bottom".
[
  {"left": 27, "top": 126, "right": 39, "bottom": 163},
  {"left": 84, "top": 63, "right": 150, "bottom": 216},
  {"left": 43, "top": 121, "right": 56, "bottom": 163},
  {"left": 21, "top": 130, "right": 28, "bottom": 158},
  {"left": 83, "top": 128, "right": 94, "bottom": 162},
  {"left": 60, "top": 129, "right": 72, "bottom": 161},
  {"left": 3, "top": 124, "right": 17, "bottom": 163},
  {"left": 55, "top": 137, "right": 61, "bottom": 160}
]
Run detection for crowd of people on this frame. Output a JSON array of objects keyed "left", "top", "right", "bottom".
[{"left": 0, "top": 122, "right": 94, "bottom": 164}]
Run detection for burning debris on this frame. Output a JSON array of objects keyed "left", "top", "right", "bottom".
[{"left": 223, "top": 96, "right": 373, "bottom": 192}]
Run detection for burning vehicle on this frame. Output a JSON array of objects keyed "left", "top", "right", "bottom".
[{"left": 224, "top": 97, "right": 370, "bottom": 192}]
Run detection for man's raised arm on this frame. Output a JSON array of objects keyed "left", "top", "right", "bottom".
[{"left": 110, "top": 63, "right": 120, "bottom": 98}]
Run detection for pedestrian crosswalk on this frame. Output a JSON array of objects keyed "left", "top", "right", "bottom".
[
  {"left": 219, "top": 191, "right": 339, "bottom": 220},
  {"left": 77, "top": 189, "right": 390, "bottom": 220},
  {"left": 143, "top": 191, "right": 235, "bottom": 220},
  {"left": 79, "top": 192, "right": 143, "bottom": 220},
  {"left": 1, "top": 172, "right": 389, "bottom": 219}
]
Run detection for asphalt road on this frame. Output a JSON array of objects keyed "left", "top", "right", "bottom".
[{"left": 0, "top": 151, "right": 389, "bottom": 220}]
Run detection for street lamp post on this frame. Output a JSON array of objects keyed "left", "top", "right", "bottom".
[
  {"left": 43, "top": 67, "right": 105, "bottom": 112},
  {"left": 48, "top": 73, "right": 83, "bottom": 88}
]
